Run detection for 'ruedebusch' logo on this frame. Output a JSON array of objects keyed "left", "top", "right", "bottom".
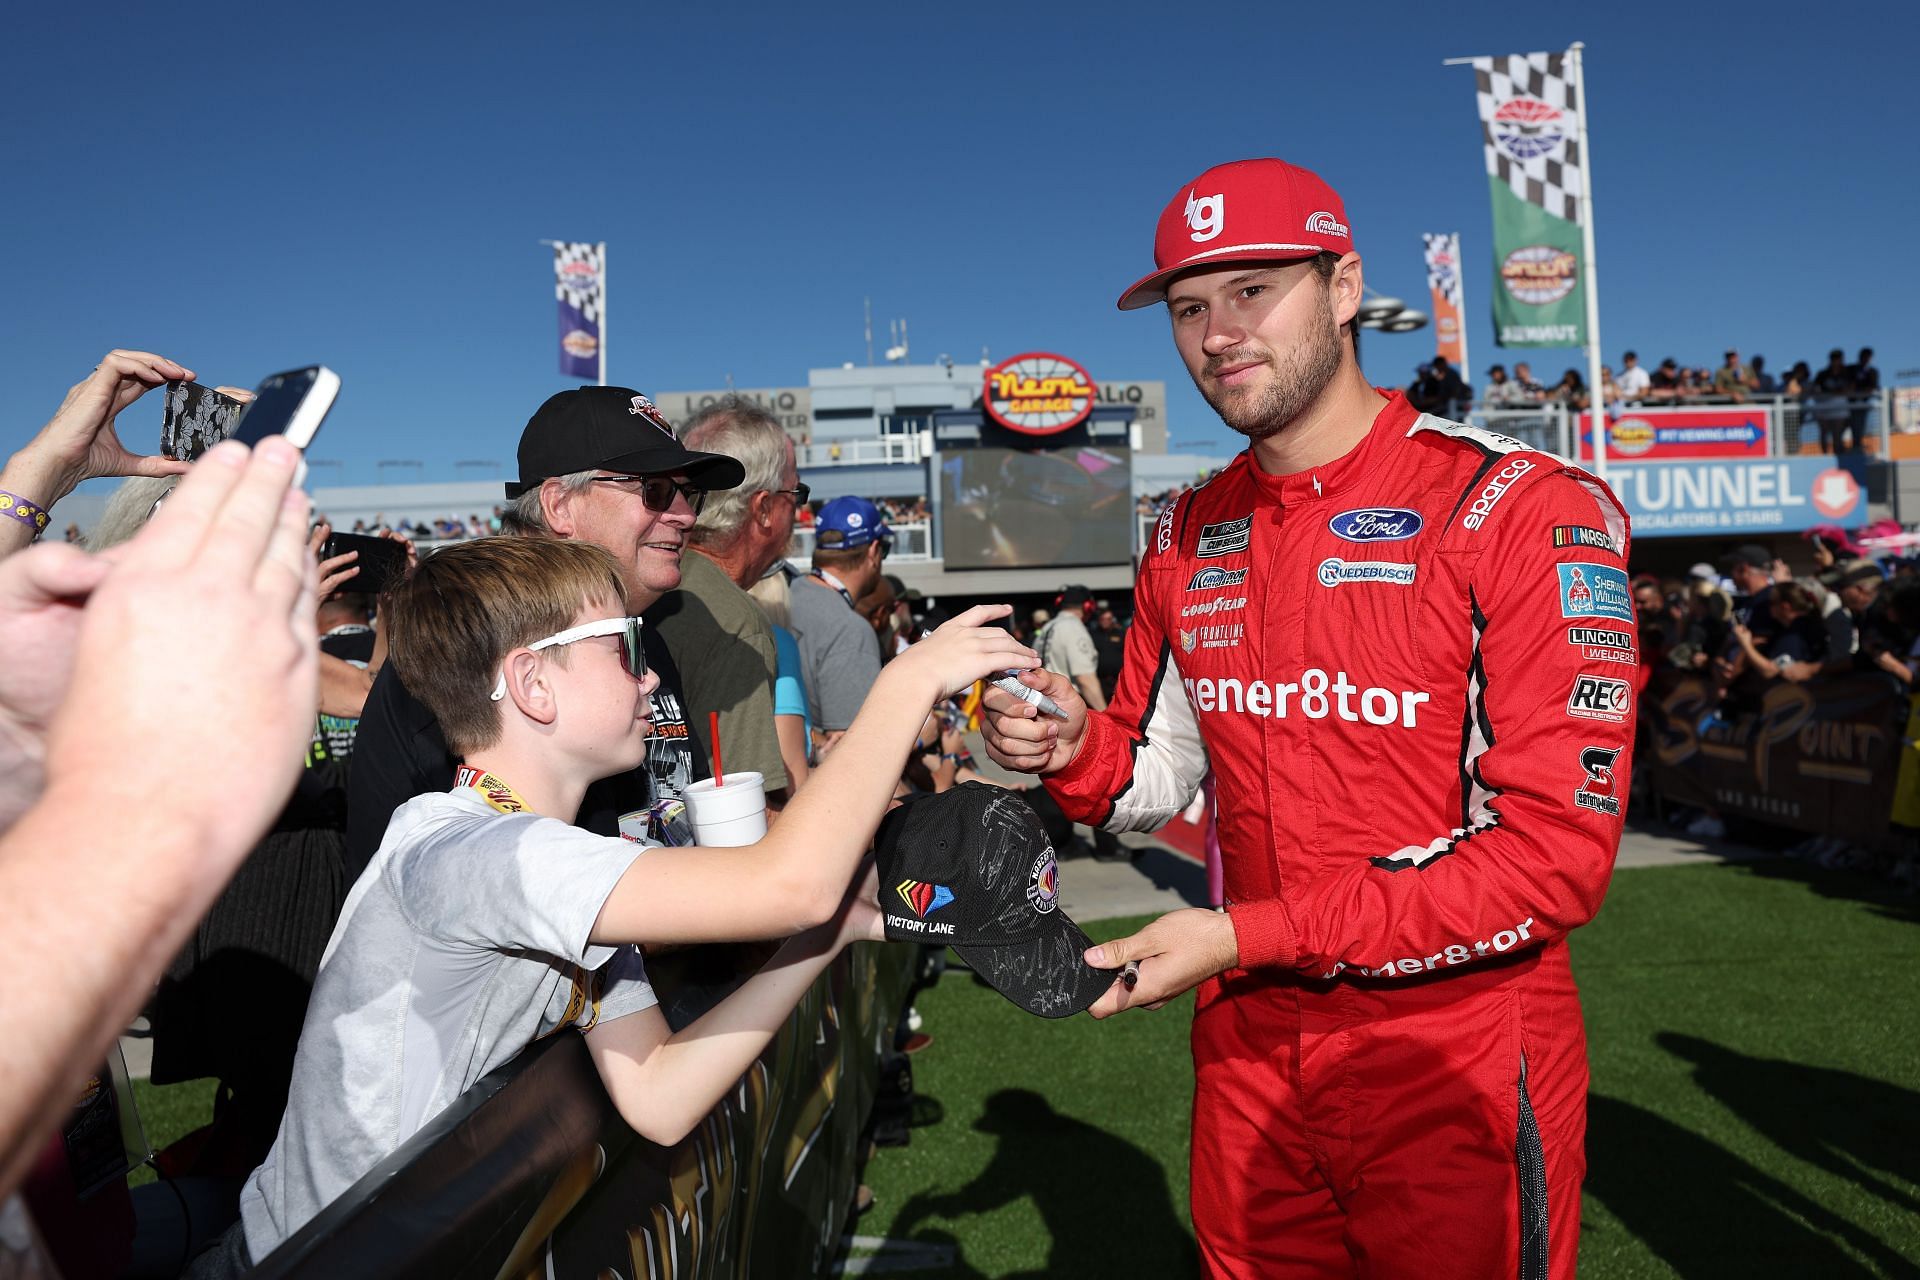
[
  {"left": 1558, "top": 563, "right": 1632, "bottom": 621},
  {"left": 1317, "top": 558, "right": 1416, "bottom": 588}
]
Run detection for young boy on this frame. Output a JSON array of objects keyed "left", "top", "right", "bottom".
[{"left": 193, "top": 537, "right": 1035, "bottom": 1276}]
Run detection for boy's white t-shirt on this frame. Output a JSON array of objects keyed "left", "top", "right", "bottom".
[{"left": 238, "top": 788, "right": 658, "bottom": 1261}]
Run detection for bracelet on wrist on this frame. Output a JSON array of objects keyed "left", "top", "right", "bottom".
[{"left": 0, "top": 490, "right": 50, "bottom": 538}]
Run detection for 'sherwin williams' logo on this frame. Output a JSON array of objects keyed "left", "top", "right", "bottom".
[
  {"left": 1186, "top": 566, "right": 1248, "bottom": 592},
  {"left": 895, "top": 879, "right": 953, "bottom": 918}
]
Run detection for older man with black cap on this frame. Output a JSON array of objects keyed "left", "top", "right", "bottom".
[
  {"left": 344, "top": 387, "right": 744, "bottom": 867},
  {"left": 983, "top": 157, "right": 1634, "bottom": 1279}
]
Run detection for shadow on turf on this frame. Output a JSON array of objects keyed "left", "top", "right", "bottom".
[
  {"left": 1735, "top": 853, "right": 1920, "bottom": 926},
  {"left": 1658, "top": 1033, "right": 1920, "bottom": 1219},
  {"left": 888, "top": 1089, "right": 1197, "bottom": 1279},
  {"left": 1585, "top": 1094, "right": 1914, "bottom": 1277}
]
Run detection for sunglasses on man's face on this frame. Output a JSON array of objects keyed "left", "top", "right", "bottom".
[
  {"left": 490, "top": 615, "right": 648, "bottom": 702},
  {"left": 588, "top": 474, "right": 708, "bottom": 516}
]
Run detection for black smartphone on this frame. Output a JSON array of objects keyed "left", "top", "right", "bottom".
[
  {"left": 231, "top": 365, "right": 339, "bottom": 451},
  {"left": 160, "top": 381, "right": 248, "bottom": 462},
  {"left": 319, "top": 531, "right": 410, "bottom": 594}
]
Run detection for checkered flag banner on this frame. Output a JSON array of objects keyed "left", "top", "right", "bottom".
[
  {"left": 552, "top": 241, "right": 604, "bottom": 379},
  {"left": 1423, "top": 233, "right": 1461, "bottom": 307},
  {"left": 1472, "top": 53, "right": 1583, "bottom": 224}
]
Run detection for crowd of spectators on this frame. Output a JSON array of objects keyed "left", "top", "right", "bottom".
[
  {"left": 0, "top": 368, "right": 1062, "bottom": 1278},
  {"left": 1465, "top": 346, "right": 1883, "bottom": 439}
]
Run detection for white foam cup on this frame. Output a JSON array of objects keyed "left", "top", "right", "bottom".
[{"left": 681, "top": 771, "right": 768, "bottom": 847}]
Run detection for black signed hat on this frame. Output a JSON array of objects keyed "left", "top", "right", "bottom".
[
  {"left": 875, "top": 782, "right": 1117, "bottom": 1018},
  {"left": 505, "top": 387, "right": 745, "bottom": 500}
]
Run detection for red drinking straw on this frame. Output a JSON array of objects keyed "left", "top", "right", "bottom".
[{"left": 709, "top": 711, "right": 723, "bottom": 784}]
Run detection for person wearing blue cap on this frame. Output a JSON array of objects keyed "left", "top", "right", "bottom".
[{"left": 790, "top": 496, "right": 892, "bottom": 753}]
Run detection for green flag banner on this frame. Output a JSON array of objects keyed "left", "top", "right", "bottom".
[{"left": 1473, "top": 52, "right": 1586, "bottom": 349}]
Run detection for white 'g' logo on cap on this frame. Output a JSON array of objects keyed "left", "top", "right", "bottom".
[{"left": 1185, "top": 190, "right": 1224, "bottom": 242}]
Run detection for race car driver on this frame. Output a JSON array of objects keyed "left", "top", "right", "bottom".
[{"left": 983, "top": 157, "right": 1635, "bottom": 1279}]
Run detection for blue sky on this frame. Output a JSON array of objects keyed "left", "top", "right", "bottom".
[{"left": 3, "top": 1, "right": 1913, "bottom": 484}]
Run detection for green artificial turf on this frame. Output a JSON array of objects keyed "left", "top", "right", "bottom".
[
  {"left": 126, "top": 1077, "right": 218, "bottom": 1187},
  {"left": 858, "top": 861, "right": 1920, "bottom": 1279}
]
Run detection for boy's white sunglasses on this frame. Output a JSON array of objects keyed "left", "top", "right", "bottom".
[{"left": 490, "top": 616, "right": 647, "bottom": 702}]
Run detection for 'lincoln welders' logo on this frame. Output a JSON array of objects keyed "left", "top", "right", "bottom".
[
  {"left": 895, "top": 879, "right": 954, "bottom": 918},
  {"left": 1026, "top": 850, "right": 1059, "bottom": 914},
  {"left": 1490, "top": 95, "right": 1570, "bottom": 162},
  {"left": 627, "top": 394, "right": 677, "bottom": 439},
  {"left": 983, "top": 353, "right": 1097, "bottom": 435}
]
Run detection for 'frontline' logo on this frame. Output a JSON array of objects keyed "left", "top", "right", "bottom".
[
  {"left": 1185, "top": 190, "right": 1224, "bottom": 241},
  {"left": 1305, "top": 210, "right": 1349, "bottom": 239},
  {"left": 1461, "top": 457, "right": 1535, "bottom": 530},
  {"left": 1317, "top": 558, "right": 1416, "bottom": 588}
]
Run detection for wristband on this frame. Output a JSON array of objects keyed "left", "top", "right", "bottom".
[{"left": 0, "top": 490, "right": 49, "bottom": 538}]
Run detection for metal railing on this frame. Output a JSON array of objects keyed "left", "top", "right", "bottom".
[
  {"left": 795, "top": 435, "right": 925, "bottom": 468},
  {"left": 783, "top": 519, "right": 933, "bottom": 566},
  {"left": 1465, "top": 391, "right": 1895, "bottom": 460}
]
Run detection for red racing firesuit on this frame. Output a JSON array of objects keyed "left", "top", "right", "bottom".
[{"left": 1046, "top": 391, "right": 1634, "bottom": 1279}]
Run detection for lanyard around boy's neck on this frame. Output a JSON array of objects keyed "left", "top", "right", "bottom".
[
  {"left": 811, "top": 567, "right": 856, "bottom": 609},
  {"left": 454, "top": 764, "right": 532, "bottom": 814}
]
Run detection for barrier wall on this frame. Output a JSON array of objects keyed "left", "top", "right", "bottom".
[
  {"left": 1643, "top": 670, "right": 1904, "bottom": 840},
  {"left": 249, "top": 941, "right": 918, "bottom": 1280}
]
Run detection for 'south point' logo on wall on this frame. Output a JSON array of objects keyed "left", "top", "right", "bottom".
[
  {"left": 983, "top": 353, "right": 1097, "bottom": 435},
  {"left": 1500, "top": 245, "right": 1578, "bottom": 305},
  {"left": 1490, "top": 95, "right": 1570, "bottom": 161}
]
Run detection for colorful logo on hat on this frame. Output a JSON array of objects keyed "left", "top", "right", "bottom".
[
  {"left": 627, "top": 394, "right": 677, "bottom": 439},
  {"left": 1025, "top": 851, "right": 1059, "bottom": 914},
  {"left": 983, "top": 353, "right": 1097, "bottom": 436},
  {"left": 895, "top": 879, "right": 954, "bottom": 918},
  {"left": 1490, "top": 95, "right": 1570, "bottom": 161}
]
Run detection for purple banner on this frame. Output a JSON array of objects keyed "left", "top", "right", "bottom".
[{"left": 552, "top": 242, "right": 603, "bottom": 380}]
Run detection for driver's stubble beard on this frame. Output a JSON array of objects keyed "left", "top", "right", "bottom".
[{"left": 1198, "top": 283, "right": 1345, "bottom": 442}]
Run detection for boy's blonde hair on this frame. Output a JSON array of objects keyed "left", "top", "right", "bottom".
[{"left": 388, "top": 538, "right": 629, "bottom": 754}]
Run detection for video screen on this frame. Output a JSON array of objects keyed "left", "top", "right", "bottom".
[{"left": 940, "top": 445, "right": 1132, "bottom": 570}]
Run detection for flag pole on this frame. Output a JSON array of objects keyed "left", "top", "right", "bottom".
[
  {"left": 1568, "top": 42, "right": 1607, "bottom": 482},
  {"left": 1454, "top": 232, "right": 1471, "bottom": 387},
  {"left": 598, "top": 241, "right": 608, "bottom": 387}
]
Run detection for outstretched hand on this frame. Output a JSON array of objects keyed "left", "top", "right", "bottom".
[
  {"left": 894, "top": 604, "right": 1038, "bottom": 700},
  {"left": 1082, "top": 908, "right": 1240, "bottom": 1019},
  {"left": 18, "top": 351, "right": 196, "bottom": 500}
]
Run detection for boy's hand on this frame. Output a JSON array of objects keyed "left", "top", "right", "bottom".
[
  {"left": 892, "top": 603, "right": 1038, "bottom": 700},
  {"left": 832, "top": 859, "right": 886, "bottom": 951}
]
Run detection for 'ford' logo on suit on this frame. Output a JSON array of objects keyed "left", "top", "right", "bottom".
[{"left": 1328, "top": 508, "right": 1423, "bottom": 542}]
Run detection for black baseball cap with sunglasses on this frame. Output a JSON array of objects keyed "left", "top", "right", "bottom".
[{"left": 504, "top": 387, "right": 746, "bottom": 502}]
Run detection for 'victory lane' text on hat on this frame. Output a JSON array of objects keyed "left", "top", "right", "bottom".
[
  {"left": 506, "top": 387, "right": 746, "bottom": 499},
  {"left": 875, "top": 783, "right": 1118, "bottom": 1018},
  {"left": 1118, "top": 157, "right": 1355, "bottom": 311}
]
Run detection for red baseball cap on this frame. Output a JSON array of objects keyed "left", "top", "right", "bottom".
[{"left": 1116, "top": 158, "right": 1355, "bottom": 311}]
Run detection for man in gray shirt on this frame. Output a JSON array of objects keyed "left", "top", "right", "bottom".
[{"left": 789, "top": 496, "right": 890, "bottom": 754}]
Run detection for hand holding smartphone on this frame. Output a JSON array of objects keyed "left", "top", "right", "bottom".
[{"left": 161, "top": 366, "right": 339, "bottom": 481}]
